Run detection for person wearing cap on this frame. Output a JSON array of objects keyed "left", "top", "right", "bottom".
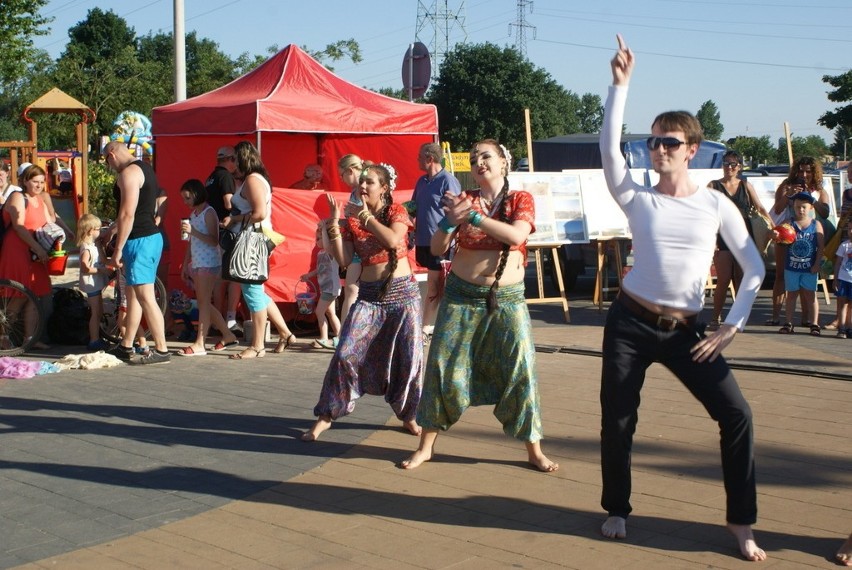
[
  {"left": 775, "top": 191, "right": 824, "bottom": 335},
  {"left": 596, "top": 36, "right": 765, "bottom": 561},
  {"left": 206, "top": 147, "right": 237, "bottom": 221},
  {"left": 205, "top": 146, "right": 242, "bottom": 332},
  {"left": 767, "top": 157, "right": 830, "bottom": 326}
]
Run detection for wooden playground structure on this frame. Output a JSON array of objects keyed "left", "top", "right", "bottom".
[{"left": 0, "top": 87, "right": 96, "bottom": 225}]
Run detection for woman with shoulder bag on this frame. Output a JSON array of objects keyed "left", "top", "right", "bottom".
[
  {"left": 222, "top": 141, "right": 297, "bottom": 359},
  {"left": 706, "top": 151, "right": 770, "bottom": 330}
]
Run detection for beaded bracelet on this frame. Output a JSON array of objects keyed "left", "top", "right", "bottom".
[
  {"left": 468, "top": 210, "right": 484, "bottom": 227},
  {"left": 437, "top": 216, "right": 456, "bottom": 234}
]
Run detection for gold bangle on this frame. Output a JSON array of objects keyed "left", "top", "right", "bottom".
[{"left": 329, "top": 234, "right": 342, "bottom": 241}]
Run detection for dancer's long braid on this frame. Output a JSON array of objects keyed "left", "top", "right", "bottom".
[{"left": 486, "top": 175, "right": 511, "bottom": 314}]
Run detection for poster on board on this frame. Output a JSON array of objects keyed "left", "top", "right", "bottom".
[
  {"left": 574, "top": 169, "right": 645, "bottom": 239},
  {"left": 508, "top": 172, "right": 589, "bottom": 244}
]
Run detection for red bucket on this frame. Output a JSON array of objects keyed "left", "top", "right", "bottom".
[{"left": 46, "top": 252, "right": 68, "bottom": 276}]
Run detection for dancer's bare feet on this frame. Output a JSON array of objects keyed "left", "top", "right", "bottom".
[
  {"left": 836, "top": 532, "right": 852, "bottom": 566},
  {"left": 399, "top": 430, "right": 438, "bottom": 469},
  {"left": 403, "top": 419, "right": 422, "bottom": 436},
  {"left": 601, "top": 516, "right": 627, "bottom": 539},
  {"left": 727, "top": 523, "right": 767, "bottom": 561},
  {"left": 301, "top": 416, "right": 332, "bottom": 442},
  {"left": 525, "top": 441, "right": 559, "bottom": 472},
  {"left": 399, "top": 448, "right": 432, "bottom": 469}
]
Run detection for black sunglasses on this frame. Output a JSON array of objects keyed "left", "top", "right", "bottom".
[
  {"left": 646, "top": 136, "right": 686, "bottom": 151},
  {"left": 723, "top": 162, "right": 740, "bottom": 168}
]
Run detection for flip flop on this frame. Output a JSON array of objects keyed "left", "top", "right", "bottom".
[
  {"left": 175, "top": 346, "right": 207, "bottom": 356},
  {"left": 211, "top": 340, "right": 239, "bottom": 351},
  {"left": 317, "top": 339, "right": 336, "bottom": 350}
]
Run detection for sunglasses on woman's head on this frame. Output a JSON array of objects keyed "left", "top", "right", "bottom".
[{"left": 646, "top": 136, "right": 686, "bottom": 151}]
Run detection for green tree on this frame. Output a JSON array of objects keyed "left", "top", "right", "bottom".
[
  {"left": 427, "top": 42, "right": 601, "bottom": 160},
  {"left": 831, "top": 126, "right": 852, "bottom": 160},
  {"left": 728, "top": 135, "right": 774, "bottom": 167},
  {"left": 138, "top": 31, "right": 238, "bottom": 99},
  {"left": 50, "top": 9, "right": 149, "bottom": 144},
  {"left": 819, "top": 70, "right": 852, "bottom": 135},
  {"left": 696, "top": 100, "right": 724, "bottom": 141},
  {"left": 63, "top": 8, "right": 136, "bottom": 68},
  {"left": 239, "top": 39, "right": 363, "bottom": 76},
  {"left": 774, "top": 135, "right": 830, "bottom": 163},
  {"left": 0, "top": 0, "right": 51, "bottom": 87},
  {"left": 376, "top": 86, "right": 411, "bottom": 101},
  {"left": 578, "top": 93, "right": 604, "bottom": 134}
]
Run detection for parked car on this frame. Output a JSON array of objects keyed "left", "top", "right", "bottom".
[{"left": 740, "top": 168, "right": 768, "bottom": 178}]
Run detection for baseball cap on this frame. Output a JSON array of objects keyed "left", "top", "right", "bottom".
[
  {"left": 17, "top": 162, "right": 32, "bottom": 177},
  {"left": 216, "top": 146, "right": 235, "bottom": 159},
  {"left": 790, "top": 191, "right": 815, "bottom": 204}
]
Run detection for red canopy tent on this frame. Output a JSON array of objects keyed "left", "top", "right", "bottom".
[{"left": 151, "top": 45, "right": 437, "bottom": 307}]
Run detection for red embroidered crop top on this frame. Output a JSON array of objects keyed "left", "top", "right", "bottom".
[
  {"left": 456, "top": 190, "right": 536, "bottom": 262},
  {"left": 341, "top": 202, "right": 413, "bottom": 266}
]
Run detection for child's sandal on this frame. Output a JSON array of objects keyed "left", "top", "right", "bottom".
[
  {"left": 778, "top": 323, "right": 794, "bottom": 334},
  {"left": 809, "top": 324, "right": 821, "bottom": 337}
]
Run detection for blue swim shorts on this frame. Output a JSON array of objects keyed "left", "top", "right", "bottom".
[
  {"left": 123, "top": 233, "right": 163, "bottom": 286},
  {"left": 783, "top": 269, "right": 817, "bottom": 292}
]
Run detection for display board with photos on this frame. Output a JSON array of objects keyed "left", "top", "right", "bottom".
[
  {"left": 508, "top": 169, "right": 838, "bottom": 246},
  {"left": 508, "top": 171, "right": 589, "bottom": 245},
  {"left": 575, "top": 169, "right": 648, "bottom": 239}
]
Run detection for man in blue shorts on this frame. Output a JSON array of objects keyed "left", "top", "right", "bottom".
[
  {"left": 412, "top": 142, "right": 461, "bottom": 337},
  {"left": 104, "top": 141, "right": 170, "bottom": 364}
]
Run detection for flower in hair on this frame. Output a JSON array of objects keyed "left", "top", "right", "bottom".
[
  {"left": 499, "top": 144, "right": 512, "bottom": 171},
  {"left": 378, "top": 162, "right": 398, "bottom": 191}
]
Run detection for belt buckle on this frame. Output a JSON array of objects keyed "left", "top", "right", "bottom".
[{"left": 656, "top": 315, "right": 678, "bottom": 331}]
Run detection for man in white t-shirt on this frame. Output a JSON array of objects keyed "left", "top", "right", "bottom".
[{"left": 598, "top": 35, "right": 766, "bottom": 562}]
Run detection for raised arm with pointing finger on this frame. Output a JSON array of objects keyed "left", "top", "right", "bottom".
[{"left": 597, "top": 34, "right": 767, "bottom": 562}]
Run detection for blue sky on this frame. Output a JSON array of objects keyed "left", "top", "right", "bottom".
[{"left": 38, "top": 0, "right": 851, "bottom": 149}]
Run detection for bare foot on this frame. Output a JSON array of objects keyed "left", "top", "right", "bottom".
[
  {"left": 601, "top": 516, "right": 627, "bottom": 539},
  {"left": 836, "top": 532, "right": 852, "bottom": 566},
  {"left": 525, "top": 441, "right": 559, "bottom": 472},
  {"left": 727, "top": 523, "right": 767, "bottom": 561},
  {"left": 301, "top": 417, "right": 332, "bottom": 442},
  {"left": 399, "top": 448, "right": 432, "bottom": 470},
  {"left": 403, "top": 419, "right": 422, "bottom": 436}
]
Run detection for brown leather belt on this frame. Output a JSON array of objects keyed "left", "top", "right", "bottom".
[{"left": 616, "top": 292, "right": 698, "bottom": 332}]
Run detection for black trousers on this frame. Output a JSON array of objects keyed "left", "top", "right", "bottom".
[{"left": 600, "top": 298, "right": 757, "bottom": 525}]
